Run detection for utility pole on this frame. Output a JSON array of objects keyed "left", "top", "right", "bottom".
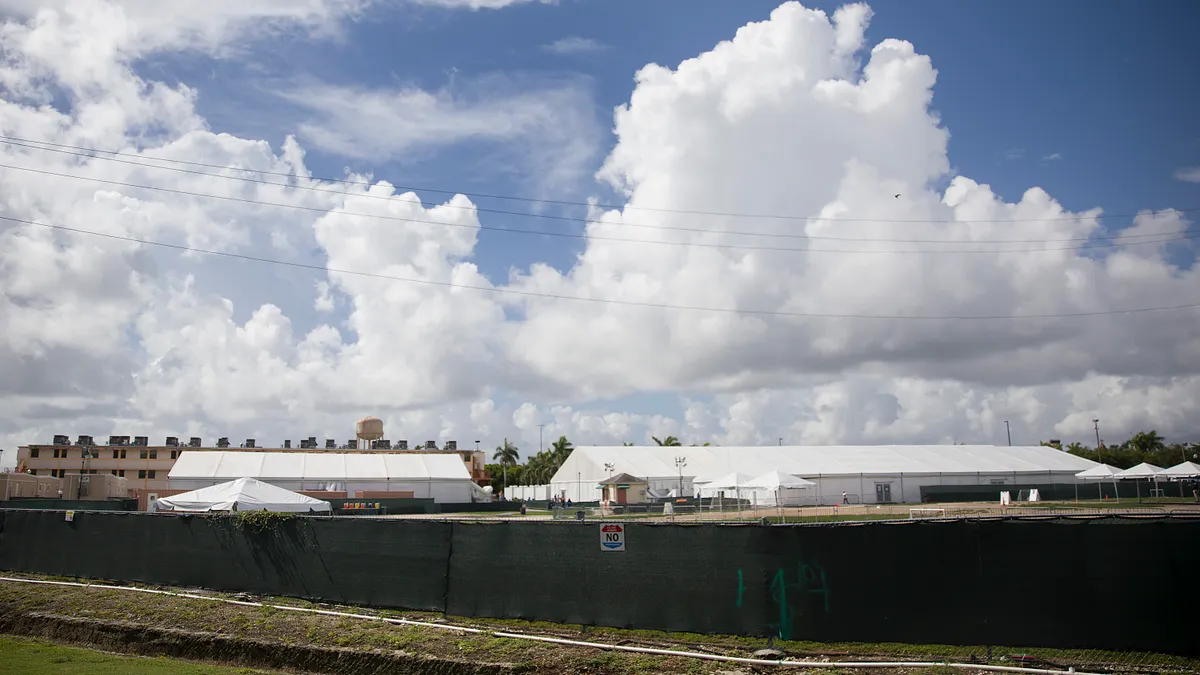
[
  {"left": 778, "top": 437, "right": 782, "bottom": 446},
  {"left": 675, "top": 456, "right": 687, "bottom": 496},
  {"left": 1092, "top": 419, "right": 1105, "bottom": 463},
  {"left": 501, "top": 437, "right": 508, "bottom": 493},
  {"left": 1004, "top": 421, "right": 1011, "bottom": 446},
  {"left": 538, "top": 424, "right": 546, "bottom": 455}
]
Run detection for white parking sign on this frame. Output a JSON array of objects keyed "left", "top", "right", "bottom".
[{"left": 600, "top": 523, "right": 625, "bottom": 552}]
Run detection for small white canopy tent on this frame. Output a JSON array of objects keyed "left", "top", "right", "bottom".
[
  {"left": 744, "top": 470, "right": 816, "bottom": 506},
  {"left": 1074, "top": 463, "right": 1123, "bottom": 501},
  {"left": 154, "top": 477, "right": 332, "bottom": 513},
  {"left": 1158, "top": 461, "right": 1200, "bottom": 498},
  {"left": 1159, "top": 461, "right": 1200, "bottom": 478},
  {"left": 1115, "top": 462, "right": 1164, "bottom": 500},
  {"left": 699, "top": 472, "right": 755, "bottom": 517}
]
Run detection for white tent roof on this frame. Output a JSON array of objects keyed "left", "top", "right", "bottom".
[
  {"left": 1075, "top": 464, "right": 1124, "bottom": 480},
  {"left": 154, "top": 477, "right": 332, "bottom": 513},
  {"left": 744, "top": 470, "right": 816, "bottom": 490},
  {"left": 169, "top": 451, "right": 472, "bottom": 482},
  {"left": 703, "top": 472, "right": 755, "bottom": 490},
  {"left": 551, "top": 445, "right": 1098, "bottom": 484},
  {"left": 1158, "top": 461, "right": 1200, "bottom": 478},
  {"left": 1116, "top": 462, "right": 1163, "bottom": 479}
]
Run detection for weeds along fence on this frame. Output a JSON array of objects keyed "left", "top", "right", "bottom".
[{"left": 0, "top": 509, "right": 1197, "bottom": 659}]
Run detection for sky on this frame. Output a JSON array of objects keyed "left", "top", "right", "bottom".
[{"left": 1, "top": 0, "right": 1199, "bottom": 467}]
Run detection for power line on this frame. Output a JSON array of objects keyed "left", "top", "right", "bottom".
[
  {"left": 4, "top": 214, "right": 1198, "bottom": 321},
  {"left": 0, "top": 161, "right": 1196, "bottom": 255},
  {"left": 3, "top": 134, "right": 1195, "bottom": 235}
]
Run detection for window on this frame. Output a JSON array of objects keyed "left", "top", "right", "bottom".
[
  {"left": 28, "top": 469, "right": 36, "bottom": 476},
  {"left": 111, "top": 470, "right": 117, "bottom": 476},
  {"left": 120, "top": 449, "right": 127, "bottom": 459},
  {"left": 170, "top": 450, "right": 178, "bottom": 459},
  {"left": 138, "top": 470, "right": 146, "bottom": 479},
  {"left": 139, "top": 450, "right": 147, "bottom": 459},
  {"left": 118, "top": 470, "right": 125, "bottom": 478},
  {"left": 30, "top": 448, "right": 39, "bottom": 458},
  {"left": 53, "top": 448, "right": 60, "bottom": 458},
  {"left": 112, "top": 449, "right": 119, "bottom": 459},
  {"left": 147, "top": 470, "right": 157, "bottom": 479},
  {"left": 149, "top": 450, "right": 158, "bottom": 459}
]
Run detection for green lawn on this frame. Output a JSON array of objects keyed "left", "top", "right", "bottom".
[{"left": 0, "top": 637, "right": 274, "bottom": 675}]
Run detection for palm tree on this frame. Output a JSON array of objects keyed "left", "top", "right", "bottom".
[
  {"left": 492, "top": 439, "right": 519, "bottom": 493},
  {"left": 652, "top": 436, "right": 681, "bottom": 446},
  {"left": 623, "top": 442, "right": 635, "bottom": 446},
  {"left": 550, "top": 436, "right": 574, "bottom": 466}
]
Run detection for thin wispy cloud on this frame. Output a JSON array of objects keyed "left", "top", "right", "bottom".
[
  {"left": 1001, "top": 148, "right": 1026, "bottom": 161},
  {"left": 1175, "top": 166, "right": 1200, "bottom": 183},
  {"left": 1041, "top": 152, "right": 1062, "bottom": 162},
  {"left": 543, "top": 36, "right": 607, "bottom": 55}
]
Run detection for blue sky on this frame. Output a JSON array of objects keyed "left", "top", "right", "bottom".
[{"left": 142, "top": 0, "right": 1200, "bottom": 282}]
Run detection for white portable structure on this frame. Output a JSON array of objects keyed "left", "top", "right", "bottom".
[
  {"left": 549, "top": 445, "right": 1098, "bottom": 505},
  {"left": 1074, "top": 463, "right": 1123, "bottom": 500},
  {"left": 743, "top": 470, "right": 816, "bottom": 507},
  {"left": 153, "top": 477, "right": 331, "bottom": 513},
  {"left": 1159, "top": 461, "right": 1200, "bottom": 479},
  {"left": 168, "top": 451, "right": 480, "bottom": 503},
  {"left": 1115, "top": 462, "right": 1164, "bottom": 499}
]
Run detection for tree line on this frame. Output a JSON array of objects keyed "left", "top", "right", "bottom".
[{"left": 1044, "top": 431, "right": 1199, "bottom": 469}]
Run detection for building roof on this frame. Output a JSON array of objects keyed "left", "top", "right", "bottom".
[
  {"left": 598, "top": 472, "right": 646, "bottom": 485},
  {"left": 168, "top": 451, "right": 472, "bottom": 482},
  {"left": 552, "top": 445, "right": 1098, "bottom": 483}
]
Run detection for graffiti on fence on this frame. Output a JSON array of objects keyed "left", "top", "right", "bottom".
[{"left": 737, "top": 557, "right": 831, "bottom": 640}]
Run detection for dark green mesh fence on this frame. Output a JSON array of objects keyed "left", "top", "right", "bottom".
[{"left": 1, "top": 510, "right": 1195, "bottom": 655}]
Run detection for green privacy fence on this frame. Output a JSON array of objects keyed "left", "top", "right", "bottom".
[{"left": 0, "top": 510, "right": 1196, "bottom": 655}]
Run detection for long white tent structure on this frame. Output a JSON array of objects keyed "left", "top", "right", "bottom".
[
  {"left": 168, "top": 451, "right": 484, "bottom": 503},
  {"left": 548, "top": 445, "right": 1099, "bottom": 505}
]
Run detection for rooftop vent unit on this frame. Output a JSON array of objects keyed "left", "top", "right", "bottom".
[
  {"left": 445, "top": 441, "right": 457, "bottom": 451},
  {"left": 372, "top": 439, "right": 392, "bottom": 450},
  {"left": 346, "top": 439, "right": 357, "bottom": 449},
  {"left": 133, "top": 436, "right": 149, "bottom": 446},
  {"left": 396, "top": 440, "right": 408, "bottom": 450},
  {"left": 284, "top": 440, "right": 292, "bottom": 449},
  {"left": 425, "top": 441, "right": 437, "bottom": 450},
  {"left": 52, "top": 434, "right": 69, "bottom": 445},
  {"left": 76, "top": 435, "right": 94, "bottom": 446},
  {"left": 165, "top": 437, "right": 179, "bottom": 447},
  {"left": 299, "top": 439, "right": 313, "bottom": 449},
  {"left": 307, "top": 436, "right": 317, "bottom": 447},
  {"left": 216, "top": 437, "right": 230, "bottom": 448},
  {"left": 244, "top": 439, "right": 256, "bottom": 448},
  {"left": 108, "top": 435, "right": 130, "bottom": 446},
  {"left": 188, "top": 437, "right": 202, "bottom": 447},
  {"left": 325, "top": 439, "right": 336, "bottom": 450}
]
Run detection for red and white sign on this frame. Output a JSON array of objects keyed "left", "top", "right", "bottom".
[{"left": 600, "top": 523, "right": 625, "bottom": 552}]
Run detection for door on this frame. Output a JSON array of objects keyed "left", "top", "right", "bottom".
[
  {"left": 617, "top": 487, "right": 628, "bottom": 504},
  {"left": 875, "top": 483, "right": 892, "bottom": 503}
]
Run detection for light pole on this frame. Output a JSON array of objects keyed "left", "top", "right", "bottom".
[
  {"left": 538, "top": 424, "right": 545, "bottom": 455},
  {"left": 675, "top": 456, "right": 687, "bottom": 496},
  {"left": 1093, "top": 419, "right": 1103, "bottom": 462},
  {"left": 1004, "top": 421, "right": 1011, "bottom": 446},
  {"left": 778, "top": 438, "right": 782, "bottom": 446}
]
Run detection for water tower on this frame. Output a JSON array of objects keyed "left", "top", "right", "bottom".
[{"left": 355, "top": 416, "right": 384, "bottom": 450}]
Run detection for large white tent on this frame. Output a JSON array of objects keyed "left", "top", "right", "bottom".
[
  {"left": 168, "top": 452, "right": 483, "bottom": 503},
  {"left": 153, "top": 477, "right": 332, "bottom": 513},
  {"left": 549, "top": 445, "right": 1098, "bottom": 505}
]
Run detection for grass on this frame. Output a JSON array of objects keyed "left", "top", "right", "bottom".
[
  {"left": 2, "top": 574, "right": 1197, "bottom": 674},
  {"left": 0, "top": 636, "right": 276, "bottom": 674}
]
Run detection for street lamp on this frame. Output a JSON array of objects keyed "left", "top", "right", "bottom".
[
  {"left": 674, "top": 456, "right": 687, "bottom": 495},
  {"left": 1093, "top": 419, "right": 1103, "bottom": 463}
]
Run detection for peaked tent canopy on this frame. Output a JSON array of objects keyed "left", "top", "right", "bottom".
[
  {"left": 744, "top": 471, "right": 816, "bottom": 490},
  {"left": 1075, "top": 464, "right": 1124, "bottom": 480},
  {"left": 703, "top": 472, "right": 755, "bottom": 490},
  {"left": 154, "top": 477, "right": 332, "bottom": 513},
  {"left": 1116, "top": 462, "right": 1163, "bottom": 479},
  {"left": 1159, "top": 461, "right": 1200, "bottom": 478}
]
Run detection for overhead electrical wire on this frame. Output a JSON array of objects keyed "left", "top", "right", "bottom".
[
  {"left": 4, "top": 214, "right": 1198, "bottom": 321},
  {"left": 0, "top": 160, "right": 1195, "bottom": 255},
  {"left": 1, "top": 135, "right": 1196, "bottom": 241}
]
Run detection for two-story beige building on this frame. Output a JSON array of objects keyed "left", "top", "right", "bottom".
[{"left": 14, "top": 434, "right": 490, "bottom": 494}]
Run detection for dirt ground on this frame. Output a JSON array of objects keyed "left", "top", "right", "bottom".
[{"left": 1, "top": 574, "right": 1195, "bottom": 675}]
